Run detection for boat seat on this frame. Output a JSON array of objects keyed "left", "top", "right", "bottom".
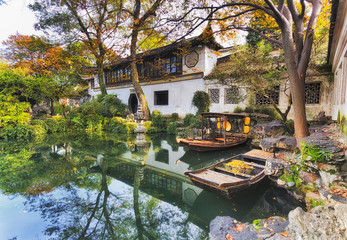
[{"left": 189, "top": 169, "right": 242, "bottom": 186}]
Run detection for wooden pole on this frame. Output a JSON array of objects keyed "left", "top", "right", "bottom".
[
  {"left": 223, "top": 115, "right": 226, "bottom": 145},
  {"left": 201, "top": 115, "right": 204, "bottom": 140}
]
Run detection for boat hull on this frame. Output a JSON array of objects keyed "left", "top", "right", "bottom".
[
  {"left": 184, "top": 150, "right": 273, "bottom": 199},
  {"left": 178, "top": 137, "right": 248, "bottom": 152}
]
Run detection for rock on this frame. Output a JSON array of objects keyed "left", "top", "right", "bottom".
[
  {"left": 305, "top": 191, "right": 323, "bottom": 206},
  {"left": 315, "top": 111, "right": 330, "bottom": 122},
  {"left": 316, "top": 163, "right": 339, "bottom": 172},
  {"left": 266, "top": 233, "right": 290, "bottom": 240},
  {"left": 250, "top": 120, "right": 286, "bottom": 139},
  {"left": 287, "top": 204, "right": 347, "bottom": 240},
  {"left": 210, "top": 216, "right": 258, "bottom": 240},
  {"left": 260, "top": 136, "right": 297, "bottom": 152},
  {"left": 251, "top": 138, "right": 262, "bottom": 148},
  {"left": 319, "top": 189, "right": 347, "bottom": 204},
  {"left": 300, "top": 134, "right": 343, "bottom": 159},
  {"left": 276, "top": 178, "right": 287, "bottom": 187},
  {"left": 265, "top": 158, "right": 287, "bottom": 176},
  {"left": 299, "top": 171, "right": 320, "bottom": 184},
  {"left": 319, "top": 171, "right": 342, "bottom": 187},
  {"left": 265, "top": 216, "right": 289, "bottom": 233},
  {"left": 210, "top": 216, "right": 235, "bottom": 240}
]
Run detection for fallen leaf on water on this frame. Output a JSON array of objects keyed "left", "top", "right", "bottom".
[{"left": 280, "top": 231, "right": 289, "bottom": 237}]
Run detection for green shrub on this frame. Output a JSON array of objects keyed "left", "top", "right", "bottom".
[
  {"left": 96, "top": 94, "right": 127, "bottom": 116},
  {"left": 42, "top": 117, "right": 71, "bottom": 133},
  {"left": 183, "top": 113, "right": 195, "bottom": 127},
  {"left": 151, "top": 110, "right": 166, "bottom": 131},
  {"left": 192, "top": 91, "right": 211, "bottom": 114},
  {"left": 244, "top": 105, "right": 279, "bottom": 120},
  {"left": 144, "top": 121, "right": 152, "bottom": 132},
  {"left": 233, "top": 106, "right": 243, "bottom": 113},
  {"left": 280, "top": 164, "right": 301, "bottom": 188},
  {"left": 0, "top": 124, "right": 33, "bottom": 139},
  {"left": 167, "top": 121, "right": 179, "bottom": 135},
  {"left": 104, "top": 117, "right": 136, "bottom": 134},
  {"left": 68, "top": 94, "right": 127, "bottom": 125},
  {"left": 0, "top": 94, "right": 31, "bottom": 127},
  {"left": 171, "top": 113, "right": 179, "bottom": 121},
  {"left": 301, "top": 142, "right": 332, "bottom": 163},
  {"left": 53, "top": 102, "right": 72, "bottom": 116}
]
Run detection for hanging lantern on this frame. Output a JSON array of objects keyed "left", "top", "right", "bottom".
[{"left": 244, "top": 117, "right": 251, "bottom": 126}]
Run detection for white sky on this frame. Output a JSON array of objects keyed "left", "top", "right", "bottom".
[{"left": 0, "top": 0, "right": 39, "bottom": 48}]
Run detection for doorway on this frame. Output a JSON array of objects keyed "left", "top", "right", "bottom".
[{"left": 128, "top": 93, "right": 138, "bottom": 113}]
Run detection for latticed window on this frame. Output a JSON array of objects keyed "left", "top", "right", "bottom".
[
  {"left": 225, "top": 87, "right": 240, "bottom": 104},
  {"left": 256, "top": 86, "right": 280, "bottom": 105},
  {"left": 305, "top": 82, "right": 321, "bottom": 104},
  {"left": 208, "top": 89, "right": 220, "bottom": 103}
]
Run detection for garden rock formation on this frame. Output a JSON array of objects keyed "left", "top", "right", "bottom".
[
  {"left": 210, "top": 216, "right": 289, "bottom": 240},
  {"left": 250, "top": 120, "right": 287, "bottom": 147},
  {"left": 287, "top": 203, "right": 347, "bottom": 240}
]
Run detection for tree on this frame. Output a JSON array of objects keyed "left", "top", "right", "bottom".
[
  {"left": 180, "top": 0, "right": 329, "bottom": 143},
  {"left": 29, "top": 0, "right": 124, "bottom": 95},
  {"left": 2, "top": 34, "right": 85, "bottom": 76},
  {"left": 122, "top": 0, "right": 166, "bottom": 120},
  {"left": 2, "top": 34, "right": 89, "bottom": 115},
  {"left": 206, "top": 41, "right": 292, "bottom": 123}
]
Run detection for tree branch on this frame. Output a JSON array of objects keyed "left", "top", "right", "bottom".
[{"left": 227, "top": 25, "right": 283, "bottom": 48}]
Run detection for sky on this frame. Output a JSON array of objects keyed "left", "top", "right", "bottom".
[{"left": 0, "top": 0, "right": 39, "bottom": 48}]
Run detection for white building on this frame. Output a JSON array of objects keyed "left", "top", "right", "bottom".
[
  {"left": 329, "top": 0, "right": 347, "bottom": 131},
  {"left": 88, "top": 32, "right": 332, "bottom": 120}
]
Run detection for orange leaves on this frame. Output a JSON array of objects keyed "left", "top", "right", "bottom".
[
  {"left": 226, "top": 233, "right": 234, "bottom": 240},
  {"left": 2, "top": 34, "right": 86, "bottom": 76},
  {"left": 230, "top": 222, "right": 246, "bottom": 232}
]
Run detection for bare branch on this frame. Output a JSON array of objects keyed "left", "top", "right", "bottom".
[{"left": 227, "top": 25, "right": 283, "bottom": 48}]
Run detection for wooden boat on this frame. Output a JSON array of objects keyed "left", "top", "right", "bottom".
[
  {"left": 184, "top": 149, "right": 273, "bottom": 199},
  {"left": 177, "top": 112, "right": 251, "bottom": 152}
]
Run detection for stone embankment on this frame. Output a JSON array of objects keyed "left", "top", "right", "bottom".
[{"left": 211, "top": 121, "right": 347, "bottom": 240}]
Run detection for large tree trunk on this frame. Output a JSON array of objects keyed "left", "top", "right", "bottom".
[
  {"left": 97, "top": 60, "right": 107, "bottom": 95},
  {"left": 130, "top": 60, "right": 151, "bottom": 120},
  {"left": 129, "top": 1, "right": 151, "bottom": 120},
  {"left": 281, "top": 28, "right": 310, "bottom": 144}
]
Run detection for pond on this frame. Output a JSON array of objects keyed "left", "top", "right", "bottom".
[{"left": 0, "top": 133, "right": 303, "bottom": 239}]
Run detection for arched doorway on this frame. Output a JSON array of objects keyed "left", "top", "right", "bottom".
[{"left": 128, "top": 93, "right": 138, "bottom": 113}]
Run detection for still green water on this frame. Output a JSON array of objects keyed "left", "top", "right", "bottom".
[{"left": 0, "top": 132, "right": 302, "bottom": 239}]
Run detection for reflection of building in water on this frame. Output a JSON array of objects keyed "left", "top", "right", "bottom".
[{"left": 98, "top": 139, "right": 203, "bottom": 207}]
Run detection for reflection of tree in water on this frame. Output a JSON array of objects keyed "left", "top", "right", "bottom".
[
  {"left": 1, "top": 133, "right": 209, "bottom": 239},
  {"left": 25, "top": 168, "right": 121, "bottom": 239},
  {"left": 23, "top": 164, "right": 208, "bottom": 239}
]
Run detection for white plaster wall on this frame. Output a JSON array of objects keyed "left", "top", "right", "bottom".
[
  {"left": 89, "top": 78, "right": 205, "bottom": 116},
  {"left": 204, "top": 47, "right": 219, "bottom": 76},
  {"left": 182, "top": 46, "right": 206, "bottom": 74},
  {"left": 331, "top": 0, "right": 347, "bottom": 121},
  {"left": 205, "top": 81, "right": 247, "bottom": 113}
]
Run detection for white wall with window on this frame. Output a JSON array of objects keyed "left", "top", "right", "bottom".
[{"left": 206, "top": 82, "right": 247, "bottom": 113}]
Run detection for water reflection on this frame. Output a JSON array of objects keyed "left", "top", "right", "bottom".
[{"left": 0, "top": 133, "right": 302, "bottom": 239}]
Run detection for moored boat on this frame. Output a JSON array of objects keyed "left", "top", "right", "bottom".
[
  {"left": 184, "top": 149, "right": 273, "bottom": 199},
  {"left": 177, "top": 112, "right": 251, "bottom": 152}
]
